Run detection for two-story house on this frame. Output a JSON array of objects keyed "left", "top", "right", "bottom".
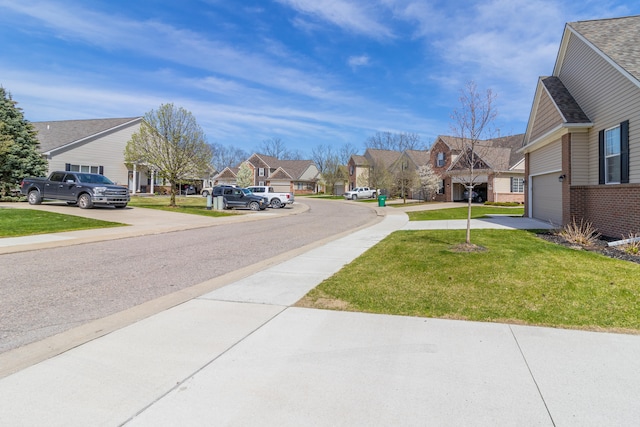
[
  {"left": 430, "top": 134, "right": 525, "bottom": 203},
  {"left": 214, "top": 153, "right": 320, "bottom": 194}
]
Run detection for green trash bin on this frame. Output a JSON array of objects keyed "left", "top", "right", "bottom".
[{"left": 377, "top": 195, "right": 387, "bottom": 207}]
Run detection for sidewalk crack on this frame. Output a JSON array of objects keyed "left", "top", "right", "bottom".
[{"left": 509, "top": 325, "right": 556, "bottom": 427}]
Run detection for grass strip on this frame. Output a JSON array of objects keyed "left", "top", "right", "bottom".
[
  {"left": 0, "top": 209, "right": 125, "bottom": 237},
  {"left": 407, "top": 206, "right": 524, "bottom": 221},
  {"left": 299, "top": 229, "right": 640, "bottom": 332}
]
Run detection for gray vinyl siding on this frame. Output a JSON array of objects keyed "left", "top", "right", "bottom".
[
  {"left": 529, "top": 140, "right": 562, "bottom": 175},
  {"left": 570, "top": 131, "right": 589, "bottom": 185},
  {"left": 530, "top": 90, "right": 564, "bottom": 141},
  {"left": 46, "top": 123, "right": 140, "bottom": 186},
  {"left": 559, "top": 32, "right": 640, "bottom": 184}
]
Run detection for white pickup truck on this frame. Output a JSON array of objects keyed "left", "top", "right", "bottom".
[
  {"left": 343, "top": 187, "right": 377, "bottom": 200},
  {"left": 246, "top": 186, "right": 294, "bottom": 208}
]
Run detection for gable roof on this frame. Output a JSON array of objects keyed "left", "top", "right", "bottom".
[
  {"left": 487, "top": 134, "right": 525, "bottom": 169},
  {"left": 540, "top": 76, "right": 591, "bottom": 124},
  {"left": 277, "top": 160, "right": 317, "bottom": 180},
  {"left": 349, "top": 154, "right": 368, "bottom": 166},
  {"left": 404, "top": 149, "right": 430, "bottom": 167},
  {"left": 364, "top": 148, "right": 402, "bottom": 167},
  {"left": 563, "top": 15, "right": 640, "bottom": 83},
  {"left": 433, "top": 135, "right": 465, "bottom": 152},
  {"left": 32, "top": 117, "right": 142, "bottom": 153},
  {"left": 246, "top": 153, "right": 318, "bottom": 181}
]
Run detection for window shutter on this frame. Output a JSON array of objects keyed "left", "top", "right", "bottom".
[
  {"left": 598, "top": 129, "right": 605, "bottom": 185},
  {"left": 620, "top": 120, "right": 629, "bottom": 184},
  {"left": 99, "top": 166, "right": 104, "bottom": 175},
  {"left": 65, "top": 163, "right": 71, "bottom": 171}
]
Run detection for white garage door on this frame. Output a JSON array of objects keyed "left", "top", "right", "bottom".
[
  {"left": 532, "top": 173, "right": 562, "bottom": 225},
  {"left": 270, "top": 181, "right": 291, "bottom": 193}
]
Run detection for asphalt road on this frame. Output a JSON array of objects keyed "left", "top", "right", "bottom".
[{"left": 0, "top": 199, "right": 377, "bottom": 354}]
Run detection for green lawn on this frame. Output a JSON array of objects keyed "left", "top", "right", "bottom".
[
  {"left": 128, "top": 195, "right": 234, "bottom": 217},
  {"left": 407, "top": 205, "right": 524, "bottom": 221},
  {"left": 0, "top": 209, "right": 125, "bottom": 237},
  {"left": 299, "top": 229, "right": 640, "bottom": 332}
]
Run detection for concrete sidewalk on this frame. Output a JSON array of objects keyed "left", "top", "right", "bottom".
[{"left": 1, "top": 206, "right": 639, "bottom": 426}]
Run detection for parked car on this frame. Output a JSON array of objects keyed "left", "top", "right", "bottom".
[
  {"left": 246, "top": 186, "right": 294, "bottom": 208},
  {"left": 343, "top": 187, "right": 377, "bottom": 200},
  {"left": 182, "top": 184, "right": 197, "bottom": 195},
  {"left": 20, "top": 171, "right": 129, "bottom": 209},
  {"left": 210, "top": 186, "right": 268, "bottom": 210},
  {"left": 463, "top": 189, "right": 486, "bottom": 203}
]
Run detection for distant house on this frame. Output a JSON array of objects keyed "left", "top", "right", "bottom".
[
  {"left": 32, "top": 118, "right": 142, "bottom": 189},
  {"left": 389, "top": 149, "right": 431, "bottom": 199},
  {"left": 213, "top": 153, "right": 320, "bottom": 194},
  {"left": 520, "top": 15, "right": 640, "bottom": 237},
  {"left": 347, "top": 149, "right": 404, "bottom": 192},
  {"left": 429, "top": 134, "right": 525, "bottom": 203},
  {"left": 32, "top": 117, "right": 219, "bottom": 194}
]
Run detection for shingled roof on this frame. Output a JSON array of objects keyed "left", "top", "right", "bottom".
[
  {"left": 540, "top": 76, "right": 591, "bottom": 124},
  {"left": 247, "top": 153, "right": 318, "bottom": 181},
  {"left": 569, "top": 15, "right": 640, "bottom": 82},
  {"left": 32, "top": 117, "right": 141, "bottom": 152}
]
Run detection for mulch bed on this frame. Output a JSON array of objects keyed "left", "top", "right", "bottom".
[{"left": 537, "top": 232, "right": 640, "bottom": 265}]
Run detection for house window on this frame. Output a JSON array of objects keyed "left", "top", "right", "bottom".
[
  {"left": 436, "top": 153, "right": 445, "bottom": 167},
  {"left": 599, "top": 120, "right": 629, "bottom": 185},
  {"left": 605, "top": 126, "right": 621, "bottom": 183},
  {"left": 437, "top": 180, "right": 445, "bottom": 194},
  {"left": 67, "top": 164, "right": 101, "bottom": 174},
  {"left": 259, "top": 168, "right": 265, "bottom": 177},
  {"left": 349, "top": 165, "right": 354, "bottom": 176},
  {"left": 258, "top": 181, "right": 264, "bottom": 186},
  {"left": 511, "top": 177, "right": 524, "bottom": 193}
]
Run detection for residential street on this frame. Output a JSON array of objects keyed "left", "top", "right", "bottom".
[{"left": 0, "top": 198, "right": 377, "bottom": 354}]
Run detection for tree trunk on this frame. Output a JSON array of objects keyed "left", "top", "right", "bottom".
[{"left": 466, "top": 195, "right": 472, "bottom": 244}]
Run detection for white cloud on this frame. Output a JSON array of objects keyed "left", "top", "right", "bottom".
[
  {"left": 275, "top": 0, "right": 394, "bottom": 39},
  {"left": 348, "top": 54, "right": 370, "bottom": 69}
]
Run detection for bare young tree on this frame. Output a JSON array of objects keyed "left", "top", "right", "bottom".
[
  {"left": 365, "top": 131, "right": 425, "bottom": 151},
  {"left": 392, "top": 162, "right": 419, "bottom": 203},
  {"left": 311, "top": 144, "right": 334, "bottom": 174},
  {"left": 450, "top": 81, "right": 497, "bottom": 245},
  {"left": 125, "top": 103, "right": 212, "bottom": 207},
  {"left": 257, "top": 137, "right": 292, "bottom": 159},
  {"left": 338, "top": 142, "right": 358, "bottom": 165},
  {"left": 209, "top": 142, "right": 248, "bottom": 171}
]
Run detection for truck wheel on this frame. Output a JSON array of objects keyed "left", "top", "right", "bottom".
[
  {"left": 202, "top": 190, "right": 209, "bottom": 197},
  {"left": 249, "top": 201, "right": 260, "bottom": 211},
  {"left": 270, "top": 198, "right": 282, "bottom": 208},
  {"left": 77, "top": 193, "right": 94, "bottom": 209},
  {"left": 27, "top": 190, "right": 42, "bottom": 205},
  {"left": 352, "top": 194, "right": 358, "bottom": 200}
]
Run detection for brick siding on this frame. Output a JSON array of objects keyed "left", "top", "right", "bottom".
[{"left": 570, "top": 184, "right": 640, "bottom": 238}]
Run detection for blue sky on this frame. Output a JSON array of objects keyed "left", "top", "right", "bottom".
[{"left": 1, "top": 0, "right": 638, "bottom": 157}]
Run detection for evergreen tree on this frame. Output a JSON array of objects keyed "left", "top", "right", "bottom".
[{"left": 0, "top": 87, "right": 48, "bottom": 194}]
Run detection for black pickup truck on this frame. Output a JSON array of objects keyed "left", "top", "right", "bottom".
[{"left": 20, "top": 171, "right": 130, "bottom": 209}]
